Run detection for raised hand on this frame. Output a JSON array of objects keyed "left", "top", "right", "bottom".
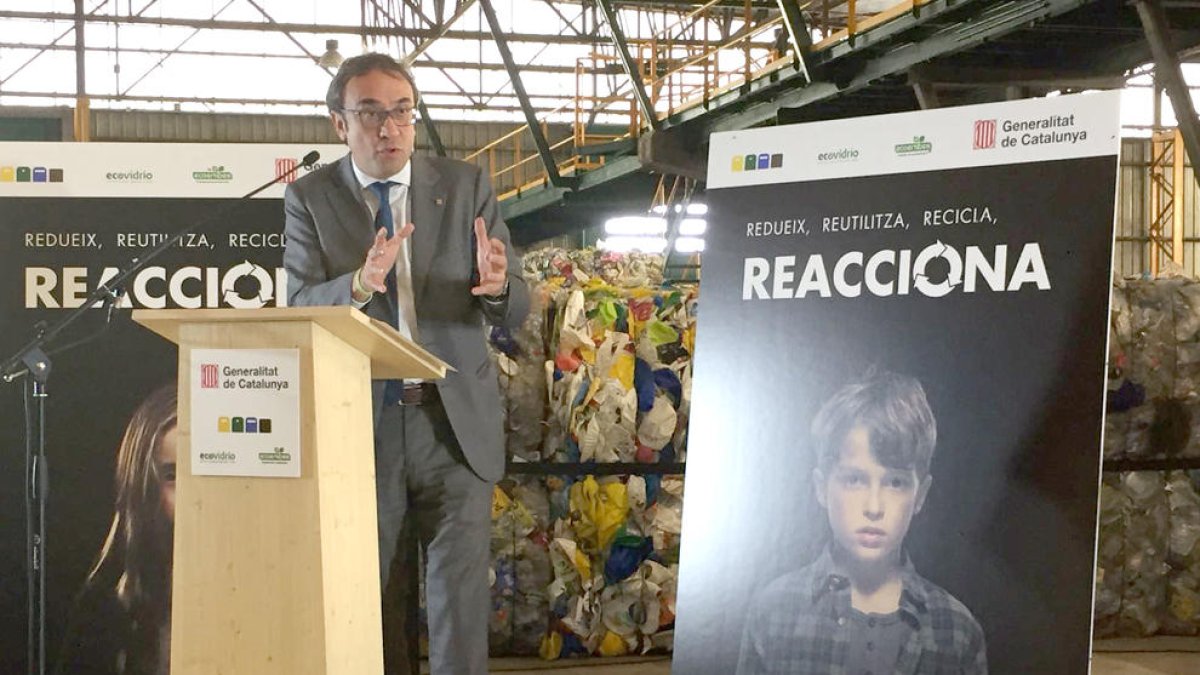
[
  {"left": 470, "top": 216, "right": 508, "bottom": 296},
  {"left": 359, "top": 223, "right": 414, "bottom": 294}
]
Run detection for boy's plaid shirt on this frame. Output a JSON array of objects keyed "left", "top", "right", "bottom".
[{"left": 736, "top": 548, "right": 987, "bottom": 674}]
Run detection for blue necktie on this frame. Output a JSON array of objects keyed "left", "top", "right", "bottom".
[
  {"left": 370, "top": 181, "right": 405, "bottom": 405},
  {"left": 368, "top": 181, "right": 396, "bottom": 236},
  {"left": 368, "top": 181, "right": 398, "bottom": 292}
]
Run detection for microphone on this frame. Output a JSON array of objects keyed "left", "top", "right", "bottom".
[{"left": 302, "top": 150, "right": 320, "bottom": 167}]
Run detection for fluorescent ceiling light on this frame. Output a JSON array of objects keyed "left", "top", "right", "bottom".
[
  {"left": 650, "top": 203, "right": 707, "bottom": 215},
  {"left": 598, "top": 236, "right": 668, "bottom": 253},
  {"left": 679, "top": 218, "right": 707, "bottom": 235},
  {"left": 605, "top": 216, "right": 667, "bottom": 235}
]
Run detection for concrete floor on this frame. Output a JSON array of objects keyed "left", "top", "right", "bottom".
[{"left": 465, "top": 637, "right": 1200, "bottom": 674}]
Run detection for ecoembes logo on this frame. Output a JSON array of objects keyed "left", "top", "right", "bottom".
[
  {"left": 193, "top": 165, "right": 233, "bottom": 183},
  {"left": 894, "top": 136, "right": 933, "bottom": 157},
  {"left": 731, "top": 152, "right": 784, "bottom": 172},
  {"left": 0, "top": 165, "right": 64, "bottom": 183},
  {"left": 258, "top": 447, "right": 292, "bottom": 465},
  {"left": 973, "top": 120, "right": 997, "bottom": 150}
]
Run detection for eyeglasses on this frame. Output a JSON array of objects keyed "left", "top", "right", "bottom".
[{"left": 340, "top": 106, "right": 417, "bottom": 129}]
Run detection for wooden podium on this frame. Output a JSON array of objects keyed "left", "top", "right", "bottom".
[{"left": 133, "top": 307, "right": 448, "bottom": 675}]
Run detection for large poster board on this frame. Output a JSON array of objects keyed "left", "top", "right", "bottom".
[
  {"left": 673, "top": 92, "right": 1121, "bottom": 674},
  {"left": 0, "top": 142, "right": 342, "bottom": 674}
]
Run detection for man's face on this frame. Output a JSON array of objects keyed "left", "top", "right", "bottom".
[
  {"left": 331, "top": 68, "right": 416, "bottom": 179},
  {"left": 815, "top": 426, "right": 931, "bottom": 566}
]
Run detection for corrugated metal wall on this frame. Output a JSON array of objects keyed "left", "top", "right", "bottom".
[
  {"left": 1114, "top": 137, "right": 1198, "bottom": 279},
  {"left": 87, "top": 108, "right": 573, "bottom": 194}
]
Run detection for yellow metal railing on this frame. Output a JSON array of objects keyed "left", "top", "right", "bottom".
[{"left": 473, "top": 1, "right": 934, "bottom": 200}]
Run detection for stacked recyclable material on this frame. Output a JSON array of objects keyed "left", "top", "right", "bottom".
[
  {"left": 489, "top": 477, "right": 554, "bottom": 655},
  {"left": 486, "top": 247, "right": 691, "bottom": 658},
  {"left": 1106, "top": 278, "right": 1200, "bottom": 461},
  {"left": 1096, "top": 470, "right": 1200, "bottom": 637},
  {"left": 1097, "top": 276, "right": 1200, "bottom": 637}
]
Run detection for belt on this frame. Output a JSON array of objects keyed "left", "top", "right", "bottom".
[{"left": 384, "top": 380, "right": 438, "bottom": 406}]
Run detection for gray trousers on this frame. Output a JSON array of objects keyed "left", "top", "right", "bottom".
[{"left": 374, "top": 399, "right": 492, "bottom": 675}]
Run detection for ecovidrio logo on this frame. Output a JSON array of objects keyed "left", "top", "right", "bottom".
[{"left": 816, "top": 148, "right": 860, "bottom": 163}]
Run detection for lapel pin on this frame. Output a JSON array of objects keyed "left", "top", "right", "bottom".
[{"left": 435, "top": 197, "right": 444, "bottom": 206}]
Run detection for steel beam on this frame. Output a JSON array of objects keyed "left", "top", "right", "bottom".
[
  {"left": 691, "top": 0, "right": 1097, "bottom": 135},
  {"left": 243, "top": 0, "right": 333, "bottom": 75},
  {"left": 74, "top": 0, "right": 88, "bottom": 142},
  {"left": 596, "top": 0, "right": 662, "bottom": 131},
  {"left": 417, "top": 99, "right": 448, "bottom": 157},
  {"left": 0, "top": 0, "right": 113, "bottom": 87},
  {"left": 404, "top": 0, "right": 477, "bottom": 62},
  {"left": 774, "top": 0, "right": 812, "bottom": 83},
  {"left": 0, "top": 10, "right": 763, "bottom": 47},
  {"left": 120, "top": 0, "right": 236, "bottom": 96},
  {"left": 477, "top": 0, "right": 569, "bottom": 188},
  {"left": 1136, "top": 0, "right": 1200, "bottom": 189}
]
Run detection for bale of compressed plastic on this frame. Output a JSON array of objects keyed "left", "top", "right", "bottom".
[
  {"left": 1163, "top": 471, "right": 1200, "bottom": 635},
  {"left": 491, "top": 283, "right": 550, "bottom": 462},
  {"left": 1125, "top": 280, "right": 1179, "bottom": 400},
  {"left": 1094, "top": 476, "right": 1129, "bottom": 637},
  {"left": 1118, "top": 471, "right": 1171, "bottom": 636}
]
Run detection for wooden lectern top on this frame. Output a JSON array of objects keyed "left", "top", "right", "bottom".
[{"left": 132, "top": 306, "right": 449, "bottom": 380}]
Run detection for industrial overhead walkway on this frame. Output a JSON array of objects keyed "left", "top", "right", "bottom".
[{"left": 491, "top": 0, "right": 1200, "bottom": 244}]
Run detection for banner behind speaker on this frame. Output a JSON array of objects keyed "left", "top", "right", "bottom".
[{"left": 0, "top": 142, "right": 344, "bottom": 674}]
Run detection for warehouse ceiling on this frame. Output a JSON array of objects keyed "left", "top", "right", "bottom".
[{"left": 1, "top": 1, "right": 1199, "bottom": 244}]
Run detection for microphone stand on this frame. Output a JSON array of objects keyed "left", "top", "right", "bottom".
[{"left": 2, "top": 150, "right": 319, "bottom": 675}]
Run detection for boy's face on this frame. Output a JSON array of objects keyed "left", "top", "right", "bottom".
[{"left": 814, "top": 426, "right": 931, "bottom": 566}]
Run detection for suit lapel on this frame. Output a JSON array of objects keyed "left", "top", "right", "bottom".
[
  {"left": 409, "top": 155, "right": 445, "bottom": 301},
  {"left": 325, "top": 153, "right": 398, "bottom": 322},
  {"left": 324, "top": 154, "right": 374, "bottom": 250}
]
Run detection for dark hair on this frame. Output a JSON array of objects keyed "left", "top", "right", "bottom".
[
  {"left": 325, "top": 52, "right": 417, "bottom": 112},
  {"left": 810, "top": 369, "right": 937, "bottom": 476},
  {"left": 84, "top": 382, "right": 177, "bottom": 674}
]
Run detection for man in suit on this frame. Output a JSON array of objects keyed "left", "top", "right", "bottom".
[{"left": 282, "top": 52, "right": 530, "bottom": 674}]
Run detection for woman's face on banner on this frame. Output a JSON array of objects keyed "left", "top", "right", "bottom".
[
  {"left": 155, "top": 425, "right": 178, "bottom": 523},
  {"left": 817, "top": 426, "right": 930, "bottom": 565}
]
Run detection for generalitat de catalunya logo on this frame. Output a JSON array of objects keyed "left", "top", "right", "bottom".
[
  {"left": 974, "top": 120, "right": 997, "bottom": 150},
  {"left": 275, "top": 157, "right": 298, "bottom": 183},
  {"left": 0, "top": 165, "right": 64, "bottom": 183},
  {"left": 731, "top": 152, "right": 784, "bottom": 173},
  {"left": 200, "top": 363, "right": 219, "bottom": 388}
]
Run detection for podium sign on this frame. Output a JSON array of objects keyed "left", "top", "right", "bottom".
[{"left": 190, "top": 348, "right": 302, "bottom": 477}]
